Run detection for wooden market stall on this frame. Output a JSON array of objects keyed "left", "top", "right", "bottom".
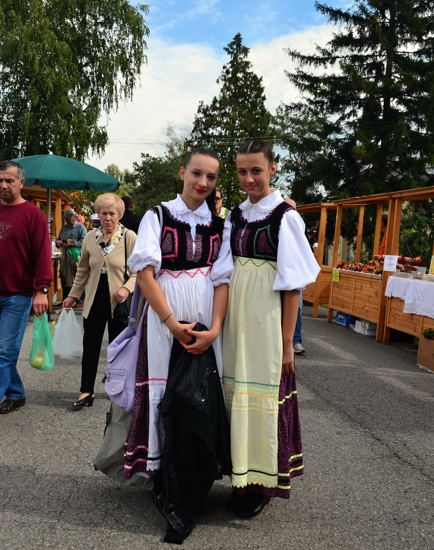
[
  {"left": 22, "top": 185, "right": 87, "bottom": 304},
  {"left": 22, "top": 185, "right": 84, "bottom": 238},
  {"left": 298, "top": 186, "right": 434, "bottom": 343},
  {"left": 296, "top": 201, "right": 336, "bottom": 317}
]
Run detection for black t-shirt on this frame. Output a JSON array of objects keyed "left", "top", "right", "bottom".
[{"left": 120, "top": 210, "right": 142, "bottom": 233}]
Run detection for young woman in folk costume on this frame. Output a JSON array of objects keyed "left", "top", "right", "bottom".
[
  {"left": 124, "top": 148, "right": 233, "bottom": 544},
  {"left": 223, "top": 140, "right": 320, "bottom": 518}
]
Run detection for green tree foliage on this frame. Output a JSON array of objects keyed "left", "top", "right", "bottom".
[
  {"left": 0, "top": 0, "right": 149, "bottom": 160},
  {"left": 130, "top": 153, "right": 182, "bottom": 214},
  {"left": 129, "top": 129, "right": 188, "bottom": 213},
  {"left": 282, "top": 0, "right": 434, "bottom": 201},
  {"left": 273, "top": 104, "right": 340, "bottom": 204},
  {"left": 104, "top": 164, "right": 138, "bottom": 202},
  {"left": 105, "top": 164, "right": 123, "bottom": 182},
  {"left": 189, "top": 33, "right": 273, "bottom": 206},
  {"left": 399, "top": 199, "right": 433, "bottom": 262}
]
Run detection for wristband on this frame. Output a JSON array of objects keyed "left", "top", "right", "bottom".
[{"left": 161, "top": 312, "right": 174, "bottom": 324}]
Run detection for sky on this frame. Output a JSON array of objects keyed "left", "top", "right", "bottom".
[{"left": 87, "top": 0, "right": 350, "bottom": 172}]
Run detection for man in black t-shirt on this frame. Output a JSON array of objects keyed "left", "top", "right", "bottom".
[{"left": 120, "top": 196, "right": 142, "bottom": 234}]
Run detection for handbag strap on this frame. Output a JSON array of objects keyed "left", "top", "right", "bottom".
[
  {"left": 127, "top": 280, "right": 141, "bottom": 324},
  {"left": 128, "top": 205, "right": 163, "bottom": 326},
  {"left": 123, "top": 229, "right": 129, "bottom": 283}
]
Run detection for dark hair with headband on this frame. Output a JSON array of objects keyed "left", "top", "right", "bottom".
[{"left": 237, "top": 140, "right": 274, "bottom": 164}]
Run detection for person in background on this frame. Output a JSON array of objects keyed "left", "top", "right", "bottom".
[
  {"left": 120, "top": 196, "right": 142, "bottom": 233},
  {"left": 125, "top": 148, "right": 232, "bottom": 544},
  {"left": 308, "top": 229, "right": 319, "bottom": 258},
  {"left": 76, "top": 213, "right": 86, "bottom": 225},
  {"left": 0, "top": 160, "right": 52, "bottom": 414},
  {"left": 62, "top": 194, "right": 137, "bottom": 411},
  {"left": 293, "top": 292, "right": 305, "bottom": 354},
  {"left": 91, "top": 213, "right": 101, "bottom": 228},
  {"left": 56, "top": 209, "right": 87, "bottom": 300},
  {"left": 223, "top": 140, "right": 319, "bottom": 518},
  {"left": 214, "top": 188, "right": 228, "bottom": 218}
]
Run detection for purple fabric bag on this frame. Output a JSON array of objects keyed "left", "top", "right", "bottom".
[{"left": 104, "top": 284, "right": 143, "bottom": 412}]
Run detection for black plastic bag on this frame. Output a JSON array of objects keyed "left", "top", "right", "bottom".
[{"left": 159, "top": 323, "right": 215, "bottom": 414}]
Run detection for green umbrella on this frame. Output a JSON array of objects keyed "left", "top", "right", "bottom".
[
  {"left": 11, "top": 154, "right": 119, "bottom": 234},
  {"left": 12, "top": 154, "right": 119, "bottom": 190}
]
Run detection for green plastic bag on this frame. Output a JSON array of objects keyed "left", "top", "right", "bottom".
[
  {"left": 29, "top": 312, "right": 54, "bottom": 371},
  {"left": 67, "top": 246, "right": 81, "bottom": 263}
]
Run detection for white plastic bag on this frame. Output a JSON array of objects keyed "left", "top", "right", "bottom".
[{"left": 52, "top": 308, "right": 83, "bottom": 358}]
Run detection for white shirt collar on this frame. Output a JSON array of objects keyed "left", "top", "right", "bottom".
[
  {"left": 239, "top": 189, "right": 283, "bottom": 213},
  {"left": 163, "top": 194, "right": 211, "bottom": 221}
]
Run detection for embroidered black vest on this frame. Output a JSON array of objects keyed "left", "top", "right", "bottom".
[
  {"left": 230, "top": 202, "right": 292, "bottom": 261},
  {"left": 154, "top": 205, "right": 224, "bottom": 271}
]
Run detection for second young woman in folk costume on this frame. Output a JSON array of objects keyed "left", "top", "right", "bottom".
[
  {"left": 223, "top": 140, "right": 320, "bottom": 518},
  {"left": 125, "top": 148, "right": 233, "bottom": 544}
]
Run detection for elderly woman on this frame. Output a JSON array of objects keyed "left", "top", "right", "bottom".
[{"left": 63, "top": 193, "right": 137, "bottom": 410}]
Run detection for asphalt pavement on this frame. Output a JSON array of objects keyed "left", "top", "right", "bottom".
[{"left": 1, "top": 306, "right": 433, "bottom": 550}]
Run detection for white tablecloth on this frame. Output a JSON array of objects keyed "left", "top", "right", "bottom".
[{"left": 385, "top": 276, "right": 434, "bottom": 319}]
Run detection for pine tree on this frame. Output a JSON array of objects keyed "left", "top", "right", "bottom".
[
  {"left": 282, "top": 0, "right": 434, "bottom": 198},
  {"left": 131, "top": 127, "right": 187, "bottom": 212},
  {"left": 189, "top": 33, "right": 272, "bottom": 206}
]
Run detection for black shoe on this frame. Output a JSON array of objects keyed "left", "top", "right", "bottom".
[
  {"left": 71, "top": 394, "right": 94, "bottom": 410},
  {"left": 226, "top": 491, "right": 270, "bottom": 519},
  {"left": 240, "top": 493, "right": 270, "bottom": 518},
  {"left": 0, "top": 398, "right": 26, "bottom": 414},
  {"left": 225, "top": 490, "right": 242, "bottom": 513}
]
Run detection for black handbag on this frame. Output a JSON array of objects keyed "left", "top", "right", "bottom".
[
  {"left": 113, "top": 293, "right": 132, "bottom": 326},
  {"left": 113, "top": 231, "right": 133, "bottom": 326}
]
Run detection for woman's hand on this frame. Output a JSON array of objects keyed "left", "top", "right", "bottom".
[
  {"left": 282, "top": 340, "right": 295, "bottom": 375},
  {"left": 164, "top": 318, "right": 196, "bottom": 346},
  {"left": 62, "top": 297, "right": 76, "bottom": 309},
  {"left": 182, "top": 327, "right": 218, "bottom": 355},
  {"left": 114, "top": 286, "right": 130, "bottom": 304}
]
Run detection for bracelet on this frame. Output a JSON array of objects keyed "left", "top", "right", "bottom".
[{"left": 161, "top": 312, "right": 174, "bottom": 324}]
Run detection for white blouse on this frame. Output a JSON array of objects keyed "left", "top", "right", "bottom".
[
  {"left": 234, "top": 190, "right": 320, "bottom": 291},
  {"left": 128, "top": 195, "right": 233, "bottom": 286}
]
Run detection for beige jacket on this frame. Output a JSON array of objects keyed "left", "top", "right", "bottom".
[{"left": 69, "top": 229, "right": 137, "bottom": 319}]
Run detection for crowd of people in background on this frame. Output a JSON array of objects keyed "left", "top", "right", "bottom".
[{"left": 0, "top": 143, "right": 320, "bottom": 544}]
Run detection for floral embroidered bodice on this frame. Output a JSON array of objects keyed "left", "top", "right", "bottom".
[
  {"left": 230, "top": 202, "right": 292, "bottom": 261},
  {"left": 155, "top": 205, "right": 224, "bottom": 271}
]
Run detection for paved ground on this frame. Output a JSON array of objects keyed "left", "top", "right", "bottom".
[{"left": 1, "top": 306, "right": 433, "bottom": 549}]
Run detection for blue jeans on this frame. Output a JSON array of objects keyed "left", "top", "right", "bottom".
[
  {"left": 293, "top": 292, "right": 303, "bottom": 345},
  {"left": 0, "top": 295, "right": 32, "bottom": 401}
]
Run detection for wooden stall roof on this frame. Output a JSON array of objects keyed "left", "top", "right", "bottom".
[
  {"left": 297, "top": 185, "right": 434, "bottom": 212},
  {"left": 297, "top": 185, "right": 434, "bottom": 266}
]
